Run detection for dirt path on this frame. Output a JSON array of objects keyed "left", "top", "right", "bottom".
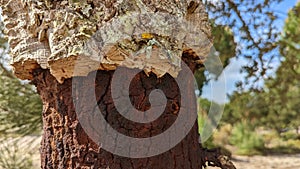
[
  {"left": 229, "top": 154, "right": 300, "bottom": 169},
  {"left": 1, "top": 137, "right": 299, "bottom": 169}
]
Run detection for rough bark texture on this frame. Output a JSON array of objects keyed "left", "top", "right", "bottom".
[
  {"left": 0, "top": 0, "right": 236, "bottom": 168},
  {"left": 32, "top": 67, "right": 203, "bottom": 169},
  {"left": 0, "top": 0, "right": 212, "bottom": 82}
]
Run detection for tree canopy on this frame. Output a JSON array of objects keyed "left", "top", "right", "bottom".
[
  {"left": 204, "top": 0, "right": 286, "bottom": 88},
  {"left": 222, "top": 2, "right": 300, "bottom": 132}
]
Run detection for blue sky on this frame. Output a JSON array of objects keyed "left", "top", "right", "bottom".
[
  {"left": 201, "top": 0, "right": 298, "bottom": 103},
  {"left": 0, "top": 1, "right": 297, "bottom": 104}
]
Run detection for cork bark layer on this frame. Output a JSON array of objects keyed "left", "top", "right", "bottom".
[
  {"left": 32, "top": 68, "right": 204, "bottom": 169},
  {"left": 0, "top": 0, "right": 222, "bottom": 168},
  {"left": 0, "top": 0, "right": 212, "bottom": 82}
]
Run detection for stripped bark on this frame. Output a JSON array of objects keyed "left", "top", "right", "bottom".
[{"left": 0, "top": 0, "right": 236, "bottom": 168}]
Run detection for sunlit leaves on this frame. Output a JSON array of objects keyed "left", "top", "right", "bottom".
[
  {"left": 204, "top": 0, "right": 285, "bottom": 88},
  {"left": 222, "top": 2, "right": 300, "bottom": 132}
]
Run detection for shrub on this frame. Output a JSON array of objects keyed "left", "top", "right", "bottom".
[
  {"left": 229, "top": 121, "right": 265, "bottom": 155},
  {"left": 0, "top": 143, "right": 33, "bottom": 169},
  {"left": 280, "top": 130, "right": 299, "bottom": 141},
  {"left": 0, "top": 137, "right": 40, "bottom": 169},
  {"left": 213, "top": 124, "right": 232, "bottom": 146}
]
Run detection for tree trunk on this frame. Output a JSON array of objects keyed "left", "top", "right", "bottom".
[
  {"left": 0, "top": 0, "right": 237, "bottom": 168},
  {"left": 32, "top": 66, "right": 203, "bottom": 169}
]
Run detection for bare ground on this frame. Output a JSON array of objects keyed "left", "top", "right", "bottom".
[
  {"left": 1, "top": 136, "right": 300, "bottom": 169},
  {"left": 208, "top": 154, "right": 300, "bottom": 169}
]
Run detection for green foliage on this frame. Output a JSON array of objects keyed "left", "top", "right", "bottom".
[
  {"left": 229, "top": 121, "right": 265, "bottom": 155},
  {"left": 0, "top": 75, "right": 43, "bottom": 136},
  {"left": 201, "top": 135, "right": 215, "bottom": 149},
  {"left": 202, "top": 2, "right": 300, "bottom": 141},
  {"left": 213, "top": 124, "right": 232, "bottom": 146},
  {"left": 222, "top": 2, "right": 300, "bottom": 131},
  {"left": 0, "top": 0, "right": 296, "bottom": 161},
  {"left": 211, "top": 23, "right": 236, "bottom": 67},
  {"left": 0, "top": 22, "right": 42, "bottom": 137},
  {"left": 0, "top": 21, "right": 42, "bottom": 168},
  {"left": 197, "top": 97, "right": 211, "bottom": 131},
  {"left": 223, "top": 2, "right": 300, "bottom": 132},
  {"left": 195, "top": 23, "right": 236, "bottom": 94},
  {"left": 197, "top": 97, "right": 219, "bottom": 148},
  {"left": 197, "top": 97, "right": 225, "bottom": 141},
  {"left": 204, "top": 0, "right": 284, "bottom": 86},
  {"left": 262, "top": 2, "right": 300, "bottom": 131},
  {"left": 280, "top": 131, "right": 300, "bottom": 141},
  {"left": 262, "top": 129, "right": 300, "bottom": 154},
  {"left": 262, "top": 130, "right": 280, "bottom": 146},
  {"left": 0, "top": 139, "right": 35, "bottom": 169},
  {"left": 197, "top": 98, "right": 233, "bottom": 156}
]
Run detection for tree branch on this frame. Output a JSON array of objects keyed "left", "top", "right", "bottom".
[{"left": 0, "top": 62, "right": 15, "bottom": 79}]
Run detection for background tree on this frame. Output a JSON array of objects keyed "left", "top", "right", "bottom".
[
  {"left": 222, "top": 2, "right": 300, "bottom": 133},
  {"left": 0, "top": 0, "right": 298, "bottom": 168},
  {"left": 0, "top": 0, "right": 236, "bottom": 168},
  {"left": 0, "top": 19, "right": 42, "bottom": 168},
  {"left": 204, "top": 0, "right": 285, "bottom": 88},
  {"left": 262, "top": 2, "right": 300, "bottom": 132},
  {"left": 0, "top": 21, "right": 42, "bottom": 136},
  {"left": 0, "top": 0, "right": 289, "bottom": 136},
  {"left": 195, "top": 23, "right": 236, "bottom": 94}
]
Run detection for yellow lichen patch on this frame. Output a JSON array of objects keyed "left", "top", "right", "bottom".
[
  {"left": 141, "top": 33, "right": 154, "bottom": 40},
  {"left": 0, "top": 0, "right": 212, "bottom": 83}
]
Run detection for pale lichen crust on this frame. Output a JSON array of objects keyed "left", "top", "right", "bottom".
[{"left": 0, "top": 0, "right": 212, "bottom": 83}]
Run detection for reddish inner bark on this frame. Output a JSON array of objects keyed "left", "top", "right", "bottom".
[{"left": 32, "top": 64, "right": 204, "bottom": 169}]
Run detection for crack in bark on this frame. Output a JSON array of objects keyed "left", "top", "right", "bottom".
[{"left": 31, "top": 66, "right": 235, "bottom": 169}]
